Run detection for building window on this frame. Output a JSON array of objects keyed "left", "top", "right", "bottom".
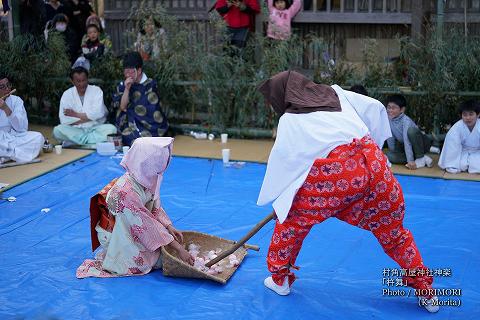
[
  {"left": 345, "top": 0, "right": 355, "bottom": 11},
  {"left": 331, "top": 0, "right": 341, "bottom": 11}
]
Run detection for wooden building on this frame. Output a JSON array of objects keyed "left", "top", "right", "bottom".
[{"left": 102, "top": 0, "right": 480, "bottom": 60}]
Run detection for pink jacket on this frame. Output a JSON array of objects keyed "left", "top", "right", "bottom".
[{"left": 267, "top": 0, "right": 302, "bottom": 40}]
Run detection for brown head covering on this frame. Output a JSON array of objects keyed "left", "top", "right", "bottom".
[{"left": 258, "top": 70, "right": 341, "bottom": 116}]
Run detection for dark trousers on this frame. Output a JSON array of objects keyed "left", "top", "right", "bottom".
[
  {"left": 387, "top": 127, "right": 432, "bottom": 164},
  {"left": 226, "top": 27, "right": 249, "bottom": 49}
]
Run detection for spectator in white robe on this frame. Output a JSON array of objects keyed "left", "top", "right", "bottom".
[
  {"left": 53, "top": 62, "right": 117, "bottom": 147},
  {"left": 0, "top": 74, "right": 44, "bottom": 164},
  {"left": 439, "top": 100, "right": 480, "bottom": 174}
]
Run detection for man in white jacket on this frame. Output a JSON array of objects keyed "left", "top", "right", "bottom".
[
  {"left": 0, "top": 74, "right": 44, "bottom": 164},
  {"left": 53, "top": 65, "right": 117, "bottom": 147}
]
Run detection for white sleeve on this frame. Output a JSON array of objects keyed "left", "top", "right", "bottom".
[
  {"left": 339, "top": 87, "right": 392, "bottom": 148},
  {"left": 438, "top": 122, "right": 463, "bottom": 170},
  {"left": 7, "top": 96, "right": 28, "bottom": 132},
  {"left": 84, "top": 86, "right": 107, "bottom": 122},
  {"left": 59, "top": 89, "right": 80, "bottom": 125}
]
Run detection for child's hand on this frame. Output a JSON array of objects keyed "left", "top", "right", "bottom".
[
  {"left": 178, "top": 247, "right": 195, "bottom": 265},
  {"left": 167, "top": 225, "right": 184, "bottom": 244},
  {"left": 405, "top": 161, "right": 417, "bottom": 170}
]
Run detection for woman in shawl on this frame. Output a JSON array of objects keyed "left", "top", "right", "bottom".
[
  {"left": 77, "top": 137, "right": 194, "bottom": 278},
  {"left": 257, "top": 71, "right": 439, "bottom": 313}
]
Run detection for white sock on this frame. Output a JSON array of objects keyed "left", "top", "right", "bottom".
[
  {"left": 429, "top": 146, "right": 440, "bottom": 154},
  {"left": 424, "top": 155, "right": 433, "bottom": 168},
  {"left": 446, "top": 167, "right": 460, "bottom": 174},
  {"left": 414, "top": 156, "right": 426, "bottom": 168},
  {"left": 264, "top": 276, "right": 290, "bottom": 296}
]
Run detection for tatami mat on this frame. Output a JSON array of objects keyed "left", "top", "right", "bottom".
[
  {"left": 0, "top": 149, "right": 93, "bottom": 192},
  {"left": 172, "top": 135, "right": 274, "bottom": 163},
  {"left": 30, "top": 124, "right": 57, "bottom": 144},
  {"left": 172, "top": 135, "right": 479, "bottom": 181},
  {"left": 388, "top": 154, "right": 444, "bottom": 179}
]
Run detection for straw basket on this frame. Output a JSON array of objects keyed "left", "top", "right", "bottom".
[{"left": 161, "top": 231, "right": 248, "bottom": 284}]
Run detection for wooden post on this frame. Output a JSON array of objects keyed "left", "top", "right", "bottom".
[
  {"left": 97, "top": 0, "right": 105, "bottom": 17},
  {"left": 254, "top": 3, "right": 263, "bottom": 65},
  {"left": 411, "top": 0, "right": 430, "bottom": 41},
  {"left": 464, "top": 0, "right": 468, "bottom": 38},
  {"left": 7, "top": 9, "right": 13, "bottom": 40},
  {"left": 9, "top": 0, "right": 20, "bottom": 36}
]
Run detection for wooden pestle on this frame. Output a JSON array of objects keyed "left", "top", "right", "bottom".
[{"left": 205, "top": 211, "right": 275, "bottom": 268}]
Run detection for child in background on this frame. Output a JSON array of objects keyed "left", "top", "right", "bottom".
[
  {"left": 266, "top": 0, "right": 301, "bottom": 40},
  {"left": 215, "top": 0, "right": 260, "bottom": 49},
  {"left": 81, "top": 24, "right": 109, "bottom": 62},
  {"left": 80, "top": 14, "right": 113, "bottom": 52},
  {"left": 385, "top": 94, "right": 433, "bottom": 169},
  {"left": 438, "top": 100, "right": 480, "bottom": 174}
]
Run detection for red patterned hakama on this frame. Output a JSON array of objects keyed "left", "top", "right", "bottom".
[{"left": 267, "top": 136, "right": 433, "bottom": 293}]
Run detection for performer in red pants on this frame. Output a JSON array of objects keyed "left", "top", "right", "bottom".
[{"left": 257, "top": 71, "right": 438, "bottom": 313}]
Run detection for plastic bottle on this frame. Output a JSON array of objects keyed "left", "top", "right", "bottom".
[{"left": 190, "top": 131, "right": 207, "bottom": 139}]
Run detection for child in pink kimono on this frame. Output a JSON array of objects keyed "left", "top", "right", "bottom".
[
  {"left": 266, "top": 0, "right": 302, "bottom": 40},
  {"left": 77, "top": 137, "right": 194, "bottom": 278}
]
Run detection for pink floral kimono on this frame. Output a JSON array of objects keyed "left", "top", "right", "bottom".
[{"left": 77, "top": 137, "right": 176, "bottom": 278}]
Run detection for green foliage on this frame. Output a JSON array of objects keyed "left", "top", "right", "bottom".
[
  {"left": 89, "top": 53, "right": 123, "bottom": 111},
  {"left": 3, "top": 4, "right": 480, "bottom": 134},
  {"left": 360, "top": 39, "right": 396, "bottom": 88},
  {"left": 0, "top": 34, "right": 70, "bottom": 123},
  {"left": 399, "top": 27, "right": 480, "bottom": 131}
]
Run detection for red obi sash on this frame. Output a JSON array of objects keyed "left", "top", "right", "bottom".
[{"left": 90, "top": 178, "right": 118, "bottom": 251}]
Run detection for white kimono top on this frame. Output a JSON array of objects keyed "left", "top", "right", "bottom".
[
  {"left": 0, "top": 95, "right": 44, "bottom": 162},
  {"left": 257, "top": 85, "right": 392, "bottom": 223},
  {"left": 59, "top": 85, "right": 108, "bottom": 129},
  {"left": 438, "top": 118, "right": 480, "bottom": 173},
  {"left": 0, "top": 95, "right": 28, "bottom": 133}
]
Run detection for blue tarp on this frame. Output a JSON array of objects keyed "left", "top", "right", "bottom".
[{"left": 0, "top": 153, "right": 479, "bottom": 319}]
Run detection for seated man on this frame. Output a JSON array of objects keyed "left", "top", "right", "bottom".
[
  {"left": 385, "top": 94, "right": 433, "bottom": 169},
  {"left": 53, "top": 62, "right": 117, "bottom": 147},
  {"left": 438, "top": 100, "right": 480, "bottom": 174},
  {"left": 112, "top": 51, "right": 169, "bottom": 146},
  {"left": 0, "top": 74, "right": 44, "bottom": 164}
]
